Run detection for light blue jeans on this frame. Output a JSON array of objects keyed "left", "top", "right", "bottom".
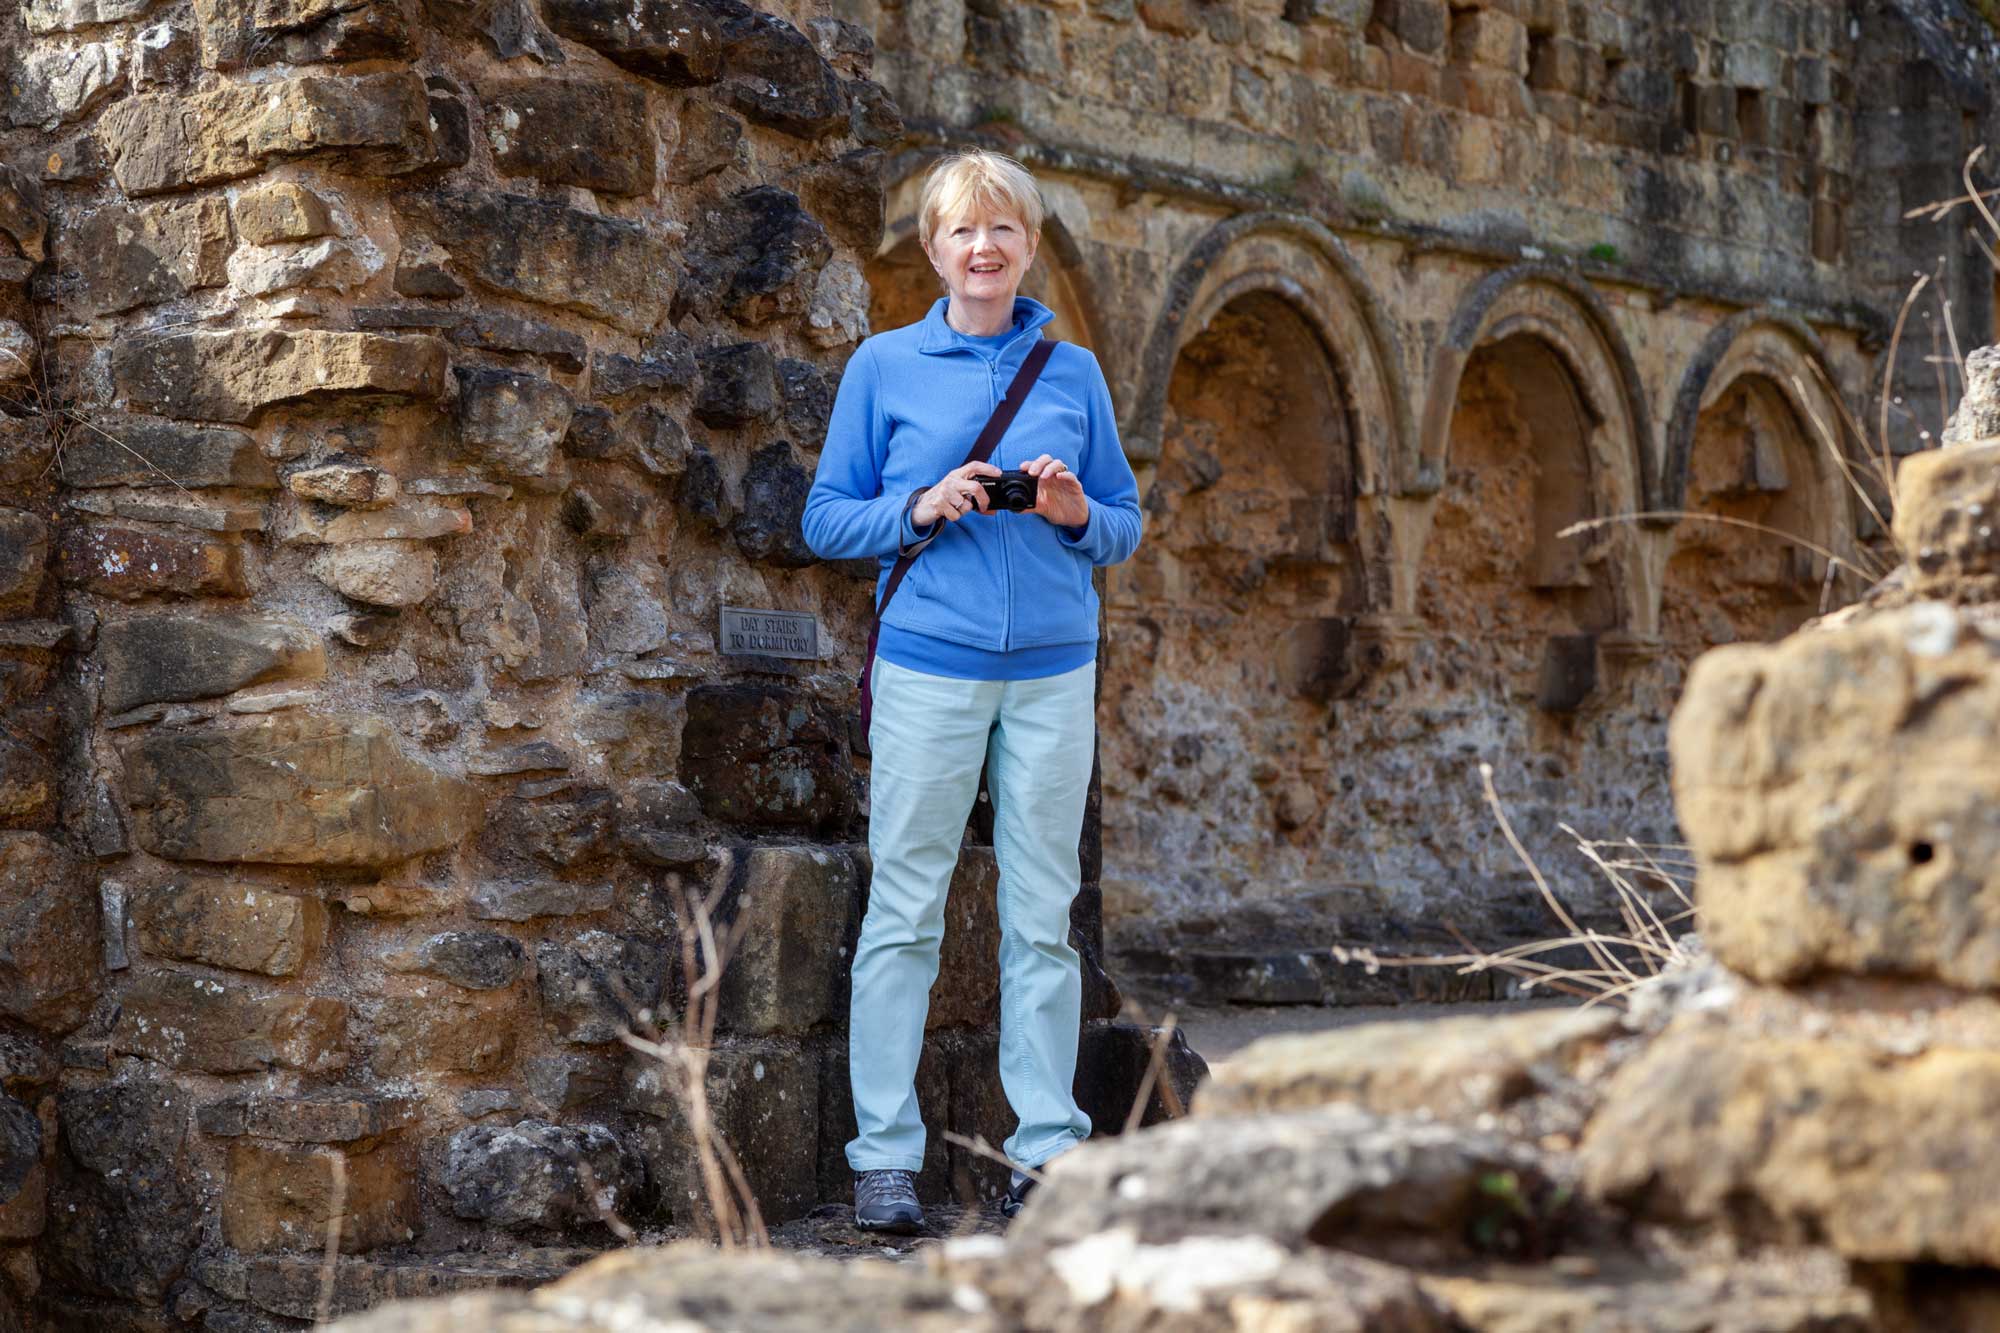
[{"left": 846, "top": 655, "right": 1097, "bottom": 1173}]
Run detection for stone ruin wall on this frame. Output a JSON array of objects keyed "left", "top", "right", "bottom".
[
  {"left": 0, "top": 0, "right": 1198, "bottom": 1326},
  {"left": 846, "top": 0, "right": 2000, "bottom": 995}
]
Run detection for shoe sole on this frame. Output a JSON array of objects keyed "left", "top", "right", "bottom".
[{"left": 854, "top": 1214, "right": 925, "bottom": 1236}]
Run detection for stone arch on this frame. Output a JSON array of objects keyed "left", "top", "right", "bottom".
[
  {"left": 1662, "top": 311, "right": 1852, "bottom": 516},
  {"left": 1415, "top": 265, "right": 1656, "bottom": 510},
  {"left": 1127, "top": 213, "right": 1409, "bottom": 498},
  {"left": 1414, "top": 267, "right": 1656, "bottom": 639},
  {"left": 868, "top": 171, "right": 1101, "bottom": 350},
  {"left": 1100, "top": 268, "right": 1377, "bottom": 933},
  {"left": 1659, "top": 315, "right": 1861, "bottom": 651}
]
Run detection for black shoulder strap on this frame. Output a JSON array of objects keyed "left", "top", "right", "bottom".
[{"left": 859, "top": 337, "right": 1058, "bottom": 725}]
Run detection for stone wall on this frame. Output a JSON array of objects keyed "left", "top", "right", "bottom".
[
  {"left": 840, "top": 0, "right": 2000, "bottom": 997},
  {"left": 0, "top": 0, "right": 1190, "bottom": 1325}
]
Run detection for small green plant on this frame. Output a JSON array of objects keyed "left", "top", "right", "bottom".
[
  {"left": 974, "top": 104, "right": 1018, "bottom": 128},
  {"left": 1584, "top": 242, "right": 1622, "bottom": 265}
]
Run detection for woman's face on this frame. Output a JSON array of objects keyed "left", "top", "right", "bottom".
[{"left": 924, "top": 202, "right": 1038, "bottom": 308}]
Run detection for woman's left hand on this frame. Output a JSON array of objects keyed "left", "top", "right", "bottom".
[{"left": 1023, "top": 455, "right": 1089, "bottom": 529}]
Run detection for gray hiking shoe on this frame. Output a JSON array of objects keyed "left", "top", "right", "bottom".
[
  {"left": 999, "top": 1168, "right": 1036, "bottom": 1220},
  {"left": 854, "top": 1169, "right": 923, "bottom": 1234}
]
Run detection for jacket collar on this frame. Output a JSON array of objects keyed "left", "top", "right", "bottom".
[{"left": 916, "top": 296, "right": 1056, "bottom": 355}]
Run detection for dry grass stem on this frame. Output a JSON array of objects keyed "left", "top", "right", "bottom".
[
  {"left": 941, "top": 1130, "right": 1045, "bottom": 1186},
  {"left": 1557, "top": 514, "right": 1886, "bottom": 584},
  {"left": 618, "top": 875, "right": 767, "bottom": 1250},
  {"left": 313, "top": 1153, "right": 348, "bottom": 1326},
  {"left": 1121, "top": 1012, "right": 1182, "bottom": 1135}
]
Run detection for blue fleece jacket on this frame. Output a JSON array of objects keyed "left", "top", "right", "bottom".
[{"left": 801, "top": 297, "right": 1143, "bottom": 679}]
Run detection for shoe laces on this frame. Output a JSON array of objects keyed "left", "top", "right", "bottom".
[{"left": 856, "top": 1168, "right": 918, "bottom": 1210}]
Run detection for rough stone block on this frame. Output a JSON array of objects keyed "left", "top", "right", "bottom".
[
  {"left": 524, "top": 1053, "right": 619, "bottom": 1111},
  {"left": 232, "top": 181, "right": 336, "bottom": 245},
  {"left": 478, "top": 786, "right": 617, "bottom": 872},
  {"left": 194, "top": 0, "right": 410, "bottom": 68},
  {"left": 204, "top": 1248, "right": 590, "bottom": 1323},
  {"left": 484, "top": 80, "right": 655, "bottom": 196},
  {"left": 400, "top": 191, "right": 676, "bottom": 335},
  {"left": 63, "top": 413, "right": 272, "bottom": 489},
  {"left": 537, "top": 931, "right": 669, "bottom": 1044},
  {"left": 56, "top": 511, "right": 210, "bottom": 597},
  {"left": 540, "top": 0, "right": 722, "bottom": 85},
  {"left": 198, "top": 1092, "right": 409, "bottom": 1143},
  {"left": 683, "top": 189, "right": 832, "bottom": 328},
  {"left": 1196, "top": 1007, "right": 1616, "bottom": 1120},
  {"left": 1073, "top": 1021, "right": 1210, "bottom": 1136},
  {"left": 0, "top": 730, "right": 54, "bottom": 828},
  {"left": 450, "top": 312, "right": 588, "bottom": 373},
  {"left": 121, "top": 714, "right": 480, "bottom": 868},
  {"left": 681, "top": 685, "right": 856, "bottom": 832},
  {"left": 110, "top": 969, "right": 348, "bottom": 1072},
  {"left": 47, "top": 1078, "right": 197, "bottom": 1305},
  {"left": 1721, "top": 42, "right": 1783, "bottom": 92},
  {"left": 100, "top": 614, "right": 324, "bottom": 712},
  {"left": 133, "top": 877, "right": 326, "bottom": 976},
  {"left": 63, "top": 197, "right": 234, "bottom": 318},
  {"left": 468, "top": 879, "right": 615, "bottom": 922},
  {"left": 1674, "top": 605, "right": 2000, "bottom": 988},
  {"left": 731, "top": 443, "right": 816, "bottom": 568},
  {"left": 386, "top": 931, "right": 526, "bottom": 990},
  {"left": 0, "top": 834, "right": 96, "bottom": 1030},
  {"left": 694, "top": 342, "right": 781, "bottom": 426},
  {"left": 1373, "top": 0, "right": 1446, "bottom": 53},
  {"left": 310, "top": 540, "right": 439, "bottom": 607},
  {"left": 288, "top": 462, "right": 397, "bottom": 509},
  {"left": 277, "top": 496, "right": 470, "bottom": 544},
  {"left": 0, "top": 509, "right": 50, "bottom": 616},
  {"left": 711, "top": 846, "right": 857, "bottom": 1036},
  {"left": 111, "top": 329, "right": 449, "bottom": 424},
  {"left": 360, "top": 994, "right": 517, "bottom": 1075},
  {"left": 617, "top": 781, "right": 706, "bottom": 868},
  {"left": 627, "top": 1041, "right": 818, "bottom": 1225},
  {"left": 25, "top": 0, "right": 156, "bottom": 31},
  {"left": 6, "top": 39, "right": 125, "bottom": 131},
  {"left": 0, "top": 164, "right": 46, "bottom": 263},
  {"left": 714, "top": 10, "right": 849, "bottom": 139},
  {"left": 97, "top": 73, "right": 435, "bottom": 196},
  {"left": 1450, "top": 9, "right": 1526, "bottom": 73},
  {"left": 457, "top": 367, "right": 576, "bottom": 479},
  {"left": 443, "top": 1120, "right": 643, "bottom": 1229},
  {"left": 1583, "top": 1019, "right": 2000, "bottom": 1266},
  {"left": 1899, "top": 439, "right": 2000, "bottom": 597},
  {"left": 222, "top": 1141, "right": 417, "bottom": 1253}
]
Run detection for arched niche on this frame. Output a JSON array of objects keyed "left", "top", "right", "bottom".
[
  {"left": 865, "top": 213, "right": 1100, "bottom": 350},
  {"left": 1126, "top": 214, "right": 1407, "bottom": 497},
  {"left": 1660, "top": 318, "right": 1861, "bottom": 653},
  {"left": 1098, "top": 285, "right": 1366, "bottom": 929},
  {"left": 1415, "top": 268, "right": 1654, "bottom": 640},
  {"left": 1425, "top": 332, "right": 1629, "bottom": 690}
]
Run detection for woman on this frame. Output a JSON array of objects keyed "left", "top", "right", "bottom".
[{"left": 801, "top": 149, "right": 1143, "bottom": 1233}]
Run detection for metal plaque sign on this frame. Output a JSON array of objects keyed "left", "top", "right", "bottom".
[{"left": 719, "top": 607, "right": 819, "bottom": 660}]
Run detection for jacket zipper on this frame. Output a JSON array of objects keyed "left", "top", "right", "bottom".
[{"left": 992, "top": 352, "right": 1014, "bottom": 652}]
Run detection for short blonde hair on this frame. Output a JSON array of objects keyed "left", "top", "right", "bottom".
[{"left": 917, "top": 149, "right": 1045, "bottom": 245}]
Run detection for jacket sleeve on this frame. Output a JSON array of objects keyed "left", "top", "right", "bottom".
[
  {"left": 801, "top": 343, "right": 917, "bottom": 561},
  {"left": 1055, "top": 349, "right": 1144, "bottom": 567}
]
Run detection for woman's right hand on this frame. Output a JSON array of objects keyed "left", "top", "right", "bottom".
[{"left": 912, "top": 462, "right": 1002, "bottom": 527}]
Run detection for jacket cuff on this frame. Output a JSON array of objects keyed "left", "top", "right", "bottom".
[{"left": 898, "top": 490, "right": 940, "bottom": 556}]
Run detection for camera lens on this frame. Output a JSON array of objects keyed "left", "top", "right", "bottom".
[{"left": 1002, "top": 480, "right": 1033, "bottom": 508}]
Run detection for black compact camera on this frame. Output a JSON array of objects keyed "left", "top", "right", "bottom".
[{"left": 977, "top": 470, "right": 1040, "bottom": 512}]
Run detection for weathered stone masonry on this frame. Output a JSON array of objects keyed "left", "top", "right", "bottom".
[
  {"left": 0, "top": 0, "right": 1194, "bottom": 1326},
  {"left": 847, "top": 0, "right": 2000, "bottom": 997}
]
